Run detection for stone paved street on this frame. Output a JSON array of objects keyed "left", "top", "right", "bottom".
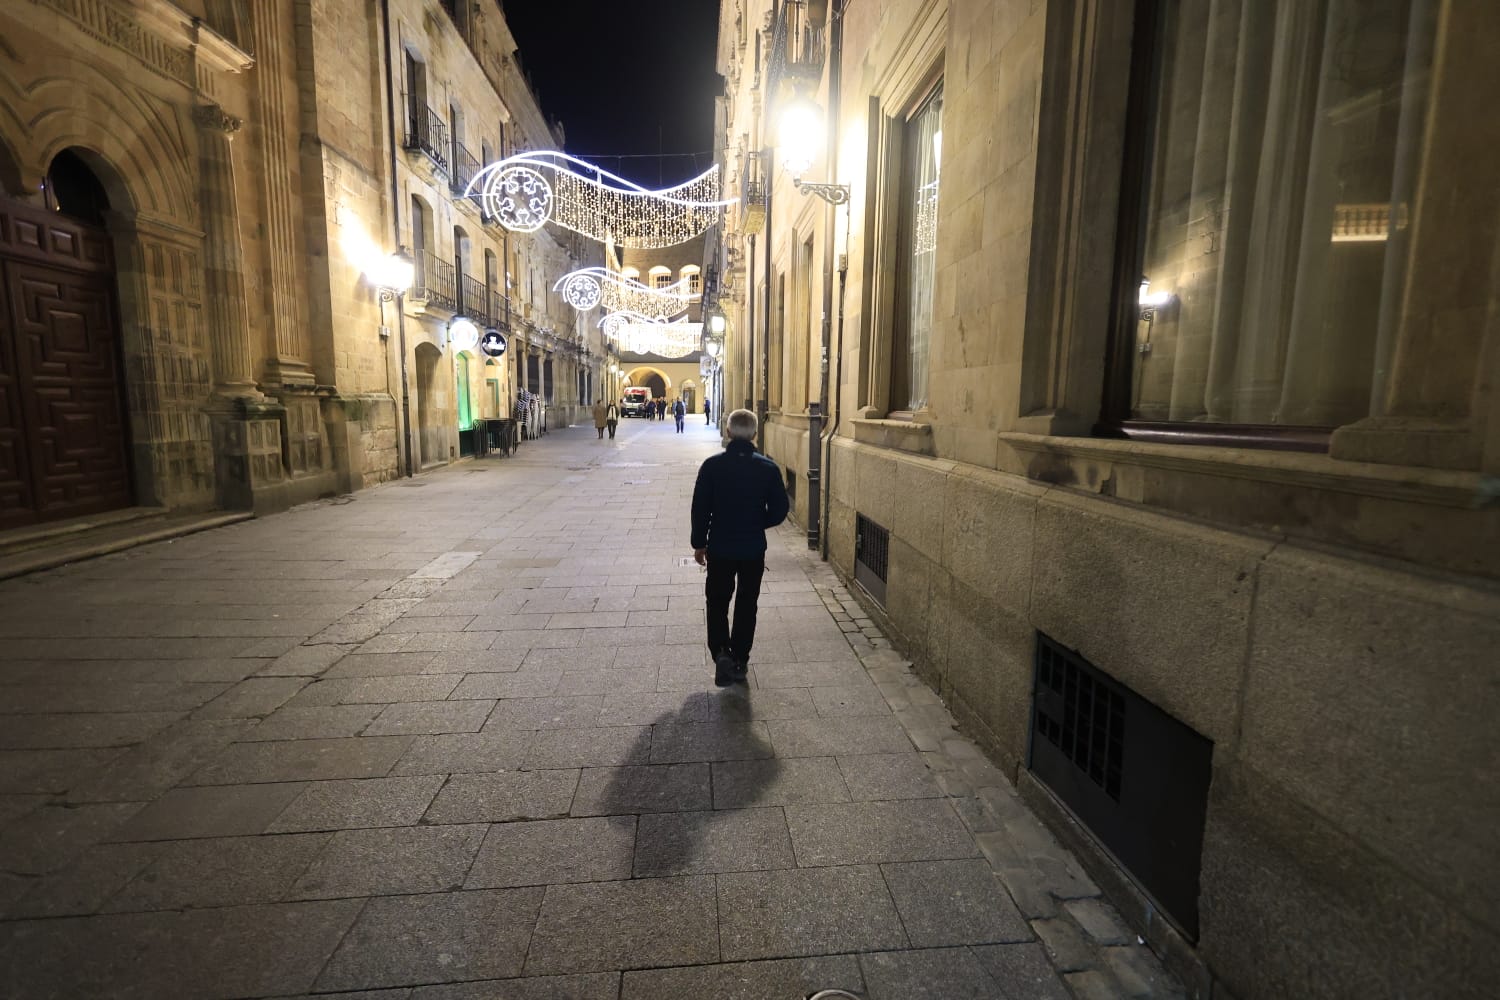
[{"left": 0, "top": 418, "right": 1183, "bottom": 999}]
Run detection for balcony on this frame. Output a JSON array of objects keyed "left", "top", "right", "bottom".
[
  {"left": 410, "top": 249, "right": 456, "bottom": 313},
  {"left": 459, "top": 273, "right": 489, "bottom": 324},
  {"left": 404, "top": 106, "right": 449, "bottom": 171},
  {"left": 450, "top": 141, "right": 479, "bottom": 197}
]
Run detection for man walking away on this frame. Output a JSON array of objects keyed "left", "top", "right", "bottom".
[
  {"left": 592, "top": 399, "right": 609, "bottom": 439},
  {"left": 704, "top": 398, "right": 712, "bottom": 424},
  {"left": 691, "top": 409, "right": 789, "bottom": 686},
  {"left": 673, "top": 397, "right": 686, "bottom": 433},
  {"left": 605, "top": 399, "right": 619, "bottom": 439}
]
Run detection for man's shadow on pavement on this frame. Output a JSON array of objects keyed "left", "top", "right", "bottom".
[{"left": 595, "top": 687, "right": 782, "bottom": 879}]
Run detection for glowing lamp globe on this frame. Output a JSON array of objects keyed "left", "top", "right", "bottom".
[
  {"left": 372, "top": 249, "right": 415, "bottom": 296},
  {"left": 779, "top": 99, "right": 823, "bottom": 179},
  {"left": 448, "top": 317, "right": 480, "bottom": 352}
]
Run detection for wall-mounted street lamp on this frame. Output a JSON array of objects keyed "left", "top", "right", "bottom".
[
  {"left": 370, "top": 246, "right": 416, "bottom": 338},
  {"left": 778, "top": 97, "right": 850, "bottom": 206}
]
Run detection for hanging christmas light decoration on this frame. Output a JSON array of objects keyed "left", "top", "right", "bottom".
[
  {"left": 599, "top": 312, "right": 705, "bottom": 357},
  {"left": 465, "top": 151, "right": 735, "bottom": 249},
  {"left": 554, "top": 267, "right": 698, "bottom": 320}
]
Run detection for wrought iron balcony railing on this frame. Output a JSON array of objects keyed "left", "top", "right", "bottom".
[
  {"left": 459, "top": 272, "right": 489, "bottom": 324},
  {"left": 403, "top": 105, "right": 449, "bottom": 170},
  {"left": 450, "top": 141, "right": 479, "bottom": 196},
  {"left": 411, "top": 249, "right": 456, "bottom": 311}
]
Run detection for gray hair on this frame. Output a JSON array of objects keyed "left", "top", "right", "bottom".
[{"left": 726, "top": 408, "right": 758, "bottom": 441}]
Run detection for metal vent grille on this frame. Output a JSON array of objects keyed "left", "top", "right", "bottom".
[
  {"left": 1035, "top": 640, "right": 1125, "bottom": 800},
  {"left": 1029, "top": 633, "right": 1213, "bottom": 941},
  {"left": 854, "top": 514, "right": 889, "bottom": 604}
]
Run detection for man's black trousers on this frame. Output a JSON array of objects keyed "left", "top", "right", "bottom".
[{"left": 705, "top": 554, "right": 765, "bottom": 663}]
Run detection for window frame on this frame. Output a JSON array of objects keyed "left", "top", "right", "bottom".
[
  {"left": 1096, "top": 0, "right": 1337, "bottom": 454},
  {"left": 885, "top": 72, "right": 945, "bottom": 422}
]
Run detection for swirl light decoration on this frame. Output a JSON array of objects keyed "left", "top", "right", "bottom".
[
  {"left": 554, "top": 267, "right": 698, "bottom": 321},
  {"left": 465, "top": 151, "right": 736, "bottom": 249}
]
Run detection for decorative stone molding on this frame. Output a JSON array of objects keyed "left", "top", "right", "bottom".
[
  {"left": 191, "top": 102, "right": 242, "bottom": 134},
  {"left": 37, "top": 0, "right": 252, "bottom": 86}
]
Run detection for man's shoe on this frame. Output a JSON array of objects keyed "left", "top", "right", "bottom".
[
  {"left": 731, "top": 658, "right": 749, "bottom": 683},
  {"left": 714, "top": 652, "right": 738, "bottom": 687}
]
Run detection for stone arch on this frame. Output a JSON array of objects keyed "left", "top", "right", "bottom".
[
  {"left": 0, "top": 130, "right": 25, "bottom": 198},
  {"left": 25, "top": 71, "right": 192, "bottom": 225},
  {"left": 627, "top": 366, "right": 670, "bottom": 399}
]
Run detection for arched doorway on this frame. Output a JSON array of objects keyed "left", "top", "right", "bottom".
[
  {"left": 0, "top": 149, "right": 132, "bottom": 529},
  {"left": 414, "top": 341, "right": 444, "bottom": 467},
  {"left": 680, "top": 379, "right": 697, "bottom": 413},
  {"left": 456, "top": 351, "right": 474, "bottom": 457},
  {"left": 627, "top": 367, "right": 668, "bottom": 400}
]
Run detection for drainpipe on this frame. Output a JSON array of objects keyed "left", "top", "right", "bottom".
[
  {"left": 808, "top": 0, "right": 844, "bottom": 551},
  {"left": 379, "top": 0, "right": 414, "bottom": 477},
  {"left": 747, "top": 232, "right": 756, "bottom": 415},
  {"left": 819, "top": 0, "right": 850, "bottom": 560},
  {"left": 759, "top": 148, "right": 772, "bottom": 452}
]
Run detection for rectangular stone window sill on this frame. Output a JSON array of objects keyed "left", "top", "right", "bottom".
[
  {"left": 998, "top": 431, "right": 1482, "bottom": 509},
  {"left": 852, "top": 417, "right": 935, "bottom": 456}
]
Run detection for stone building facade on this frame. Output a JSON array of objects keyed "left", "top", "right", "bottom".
[
  {"left": 712, "top": 1, "right": 1500, "bottom": 997},
  {"left": 0, "top": 0, "right": 602, "bottom": 528}
]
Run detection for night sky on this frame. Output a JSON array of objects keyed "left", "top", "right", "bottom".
[{"left": 500, "top": 0, "right": 723, "bottom": 188}]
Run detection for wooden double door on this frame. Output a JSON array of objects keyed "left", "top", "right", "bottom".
[{"left": 0, "top": 198, "right": 131, "bottom": 530}]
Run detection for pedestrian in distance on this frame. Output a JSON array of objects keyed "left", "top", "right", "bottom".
[
  {"left": 690, "top": 408, "right": 790, "bottom": 686},
  {"left": 592, "top": 398, "right": 609, "bottom": 439},
  {"left": 673, "top": 397, "right": 686, "bottom": 433},
  {"left": 656, "top": 398, "right": 667, "bottom": 421},
  {"left": 704, "top": 397, "right": 712, "bottom": 424},
  {"left": 605, "top": 399, "right": 619, "bottom": 439}
]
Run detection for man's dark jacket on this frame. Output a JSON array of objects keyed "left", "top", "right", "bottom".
[{"left": 691, "top": 439, "right": 790, "bottom": 558}]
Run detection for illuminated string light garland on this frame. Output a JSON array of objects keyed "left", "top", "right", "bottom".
[
  {"left": 554, "top": 267, "right": 698, "bottom": 320},
  {"left": 465, "top": 151, "right": 736, "bottom": 249},
  {"left": 597, "top": 312, "right": 704, "bottom": 357}
]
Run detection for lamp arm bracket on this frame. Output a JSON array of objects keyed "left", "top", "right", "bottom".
[{"left": 794, "top": 179, "right": 851, "bottom": 205}]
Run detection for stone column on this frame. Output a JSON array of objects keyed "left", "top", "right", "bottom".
[
  {"left": 194, "top": 103, "right": 261, "bottom": 402},
  {"left": 248, "top": 0, "right": 315, "bottom": 388}
]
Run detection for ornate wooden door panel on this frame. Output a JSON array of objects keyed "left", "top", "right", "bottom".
[{"left": 0, "top": 199, "right": 131, "bottom": 530}]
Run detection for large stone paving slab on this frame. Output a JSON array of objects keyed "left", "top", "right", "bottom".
[
  {"left": 785, "top": 799, "right": 980, "bottom": 867},
  {"left": 524, "top": 875, "right": 719, "bottom": 975},
  {"left": 621, "top": 955, "right": 864, "bottom": 1000},
  {"left": 465, "top": 816, "right": 635, "bottom": 887},
  {"left": 881, "top": 859, "right": 1032, "bottom": 946},
  {"left": 635, "top": 806, "right": 795, "bottom": 875},
  {"left": 423, "top": 768, "right": 579, "bottom": 823},
  {"left": 316, "top": 889, "right": 542, "bottom": 991},
  {"left": 716, "top": 865, "right": 909, "bottom": 960},
  {"left": 0, "top": 899, "right": 364, "bottom": 999},
  {"left": 109, "top": 783, "right": 307, "bottom": 841},
  {"left": 289, "top": 824, "right": 488, "bottom": 899},
  {"left": 266, "top": 774, "right": 445, "bottom": 831},
  {"left": 185, "top": 736, "right": 411, "bottom": 784},
  {"left": 102, "top": 832, "right": 329, "bottom": 911}
]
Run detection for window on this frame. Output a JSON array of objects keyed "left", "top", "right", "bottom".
[
  {"left": 404, "top": 51, "right": 426, "bottom": 134},
  {"left": 650, "top": 267, "right": 672, "bottom": 290},
  {"left": 682, "top": 266, "right": 702, "bottom": 296},
  {"left": 891, "top": 82, "right": 943, "bottom": 413},
  {"left": 1107, "top": 0, "right": 1435, "bottom": 440},
  {"left": 795, "top": 235, "right": 815, "bottom": 410}
]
